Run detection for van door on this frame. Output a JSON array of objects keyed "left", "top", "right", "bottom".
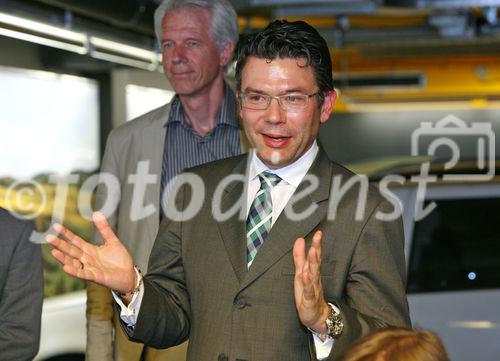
[{"left": 395, "top": 182, "right": 500, "bottom": 361}]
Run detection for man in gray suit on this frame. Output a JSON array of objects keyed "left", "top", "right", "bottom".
[
  {"left": 0, "top": 208, "right": 43, "bottom": 361},
  {"left": 50, "top": 20, "right": 410, "bottom": 360},
  {"left": 86, "top": 1, "right": 244, "bottom": 360}
]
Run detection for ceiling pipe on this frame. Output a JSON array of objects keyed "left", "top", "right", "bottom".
[
  {"left": 29, "top": 0, "right": 157, "bottom": 36},
  {"left": 385, "top": 0, "right": 500, "bottom": 9}
]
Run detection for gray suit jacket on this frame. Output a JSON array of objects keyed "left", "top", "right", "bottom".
[
  {"left": 0, "top": 208, "right": 43, "bottom": 361},
  {"left": 131, "top": 149, "right": 411, "bottom": 361}
]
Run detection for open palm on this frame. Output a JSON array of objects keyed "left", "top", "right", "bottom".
[
  {"left": 293, "top": 230, "right": 329, "bottom": 333},
  {"left": 47, "top": 211, "right": 136, "bottom": 294}
]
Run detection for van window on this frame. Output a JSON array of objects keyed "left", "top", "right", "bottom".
[{"left": 407, "top": 197, "right": 500, "bottom": 293}]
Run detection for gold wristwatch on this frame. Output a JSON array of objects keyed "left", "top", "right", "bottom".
[
  {"left": 310, "top": 303, "right": 344, "bottom": 340},
  {"left": 324, "top": 303, "right": 343, "bottom": 339}
]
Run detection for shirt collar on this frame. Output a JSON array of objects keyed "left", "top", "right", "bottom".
[
  {"left": 165, "top": 95, "right": 182, "bottom": 125},
  {"left": 248, "top": 141, "right": 319, "bottom": 188},
  {"left": 164, "top": 81, "right": 238, "bottom": 128}
]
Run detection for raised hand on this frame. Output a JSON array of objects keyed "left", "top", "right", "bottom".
[
  {"left": 293, "top": 230, "right": 329, "bottom": 334},
  {"left": 47, "top": 211, "right": 136, "bottom": 294}
]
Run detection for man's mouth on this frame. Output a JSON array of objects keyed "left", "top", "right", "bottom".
[
  {"left": 262, "top": 133, "right": 291, "bottom": 148},
  {"left": 170, "top": 69, "right": 193, "bottom": 76}
]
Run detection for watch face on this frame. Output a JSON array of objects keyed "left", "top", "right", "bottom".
[{"left": 326, "top": 306, "right": 344, "bottom": 339}]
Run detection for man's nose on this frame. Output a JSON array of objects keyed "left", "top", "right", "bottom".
[
  {"left": 265, "top": 97, "right": 285, "bottom": 124},
  {"left": 169, "top": 45, "right": 186, "bottom": 63}
]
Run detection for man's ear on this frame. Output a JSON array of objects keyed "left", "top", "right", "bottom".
[
  {"left": 320, "top": 90, "right": 337, "bottom": 123},
  {"left": 219, "top": 42, "right": 235, "bottom": 68}
]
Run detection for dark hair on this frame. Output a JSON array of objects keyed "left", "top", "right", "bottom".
[{"left": 234, "top": 19, "right": 333, "bottom": 104}]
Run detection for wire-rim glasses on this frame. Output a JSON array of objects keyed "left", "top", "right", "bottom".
[{"left": 240, "top": 92, "right": 320, "bottom": 111}]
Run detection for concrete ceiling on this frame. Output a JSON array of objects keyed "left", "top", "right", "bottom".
[
  {"left": 2, "top": 0, "right": 500, "bottom": 50},
  {"left": 1, "top": 0, "right": 500, "bottom": 77}
]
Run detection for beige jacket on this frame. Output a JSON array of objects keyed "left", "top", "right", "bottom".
[{"left": 86, "top": 102, "right": 248, "bottom": 361}]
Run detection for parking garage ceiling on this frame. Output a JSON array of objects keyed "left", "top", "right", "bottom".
[
  {"left": 1, "top": 0, "right": 499, "bottom": 104},
  {"left": 1, "top": 0, "right": 500, "bottom": 50}
]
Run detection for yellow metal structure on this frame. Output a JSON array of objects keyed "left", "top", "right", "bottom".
[
  {"left": 332, "top": 53, "right": 500, "bottom": 109},
  {"left": 238, "top": 14, "right": 500, "bottom": 111}
]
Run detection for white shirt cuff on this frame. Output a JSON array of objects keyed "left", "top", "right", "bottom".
[
  {"left": 112, "top": 282, "right": 145, "bottom": 332},
  {"left": 313, "top": 334, "right": 334, "bottom": 360}
]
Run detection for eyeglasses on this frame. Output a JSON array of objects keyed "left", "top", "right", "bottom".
[{"left": 240, "top": 92, "right": 320, "bottom": 111}]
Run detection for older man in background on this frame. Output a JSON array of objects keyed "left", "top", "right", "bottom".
[{"left": 85, "top": 1, "right": 243, "bottom": 360}]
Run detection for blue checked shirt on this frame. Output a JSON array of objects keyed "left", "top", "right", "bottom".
[{"left": 160, "top": 82, "right": 241, "bottom": 215}]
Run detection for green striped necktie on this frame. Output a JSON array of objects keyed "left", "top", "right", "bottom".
[{"left": 246, "top": 171, "right": 282, "bottom": 267}]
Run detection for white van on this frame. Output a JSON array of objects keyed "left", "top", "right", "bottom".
[
  {"left": 36, "top": 290, "right": 86, "bottom": 361},
  {"left": 392, "top": 178, "right": 500, "bottom": 361}
]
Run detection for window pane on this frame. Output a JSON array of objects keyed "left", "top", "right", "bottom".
[
  {"left": 0, "top": 66, "right": 99, "bottom": 297},
  {"left": 0, "top": 66, "right": 99, "bottom": 178},
  {"left": 126, "top": 84, "right": 174, "bottom": 121}
]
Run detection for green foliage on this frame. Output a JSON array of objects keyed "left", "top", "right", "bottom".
[
  {"left": 2, "top": 173, "right": 98, "bottom": 297},
  {"left": 39, "top": 214, "right": 92, "bottom": 297},
  {"left": 42, "top": 244, "right": 86, "bottom": 297},
  {"left": 0, "top": 177, "right": 15, "bottom": 187}
]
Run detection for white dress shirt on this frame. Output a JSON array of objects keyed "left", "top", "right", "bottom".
[{"left": 114, "top": 141, "right": 334, "bottom": 359}]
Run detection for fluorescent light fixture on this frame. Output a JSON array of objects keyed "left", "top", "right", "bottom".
[
  {"left": 90, "top": 36, "right": 158, "bottom": 63},
  {"left": 0, "top": 27, "right": 87, "bottom": 54},
  {"left": 0, "top": 11, "right": 86, "bottom": 54},
  {"left": 0, "top": 12, "right": 162, "bottom": 71},
  {"left": 0, "top": 12, "right": 86, "bottom": 43},
  {"left": 91, "top": 51, "right": 158, "bottom": 71}
]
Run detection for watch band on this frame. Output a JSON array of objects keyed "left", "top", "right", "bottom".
[
  {"left": 324, "top": 302, "right": 343, "bottom": 339},
  {"left": 115, "top": 265, "right": 143, "bottom": 298},
  {"left": 308, "top": 302, "right": 344, "bottom": 340}
]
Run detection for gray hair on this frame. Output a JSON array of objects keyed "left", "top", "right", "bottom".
[{"left": 154, "top": 0, "right": 239, "bottom": 50}]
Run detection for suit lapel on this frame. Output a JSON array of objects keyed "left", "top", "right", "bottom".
[
  {"left": 239, "top": 149, "right": 333, "bottom": 292},
  {"left": 141, "top": 105, "right": 170, "bottom": 245},
  {"left": 216, "top": 156, "right": 250, "bottom": 284}
]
